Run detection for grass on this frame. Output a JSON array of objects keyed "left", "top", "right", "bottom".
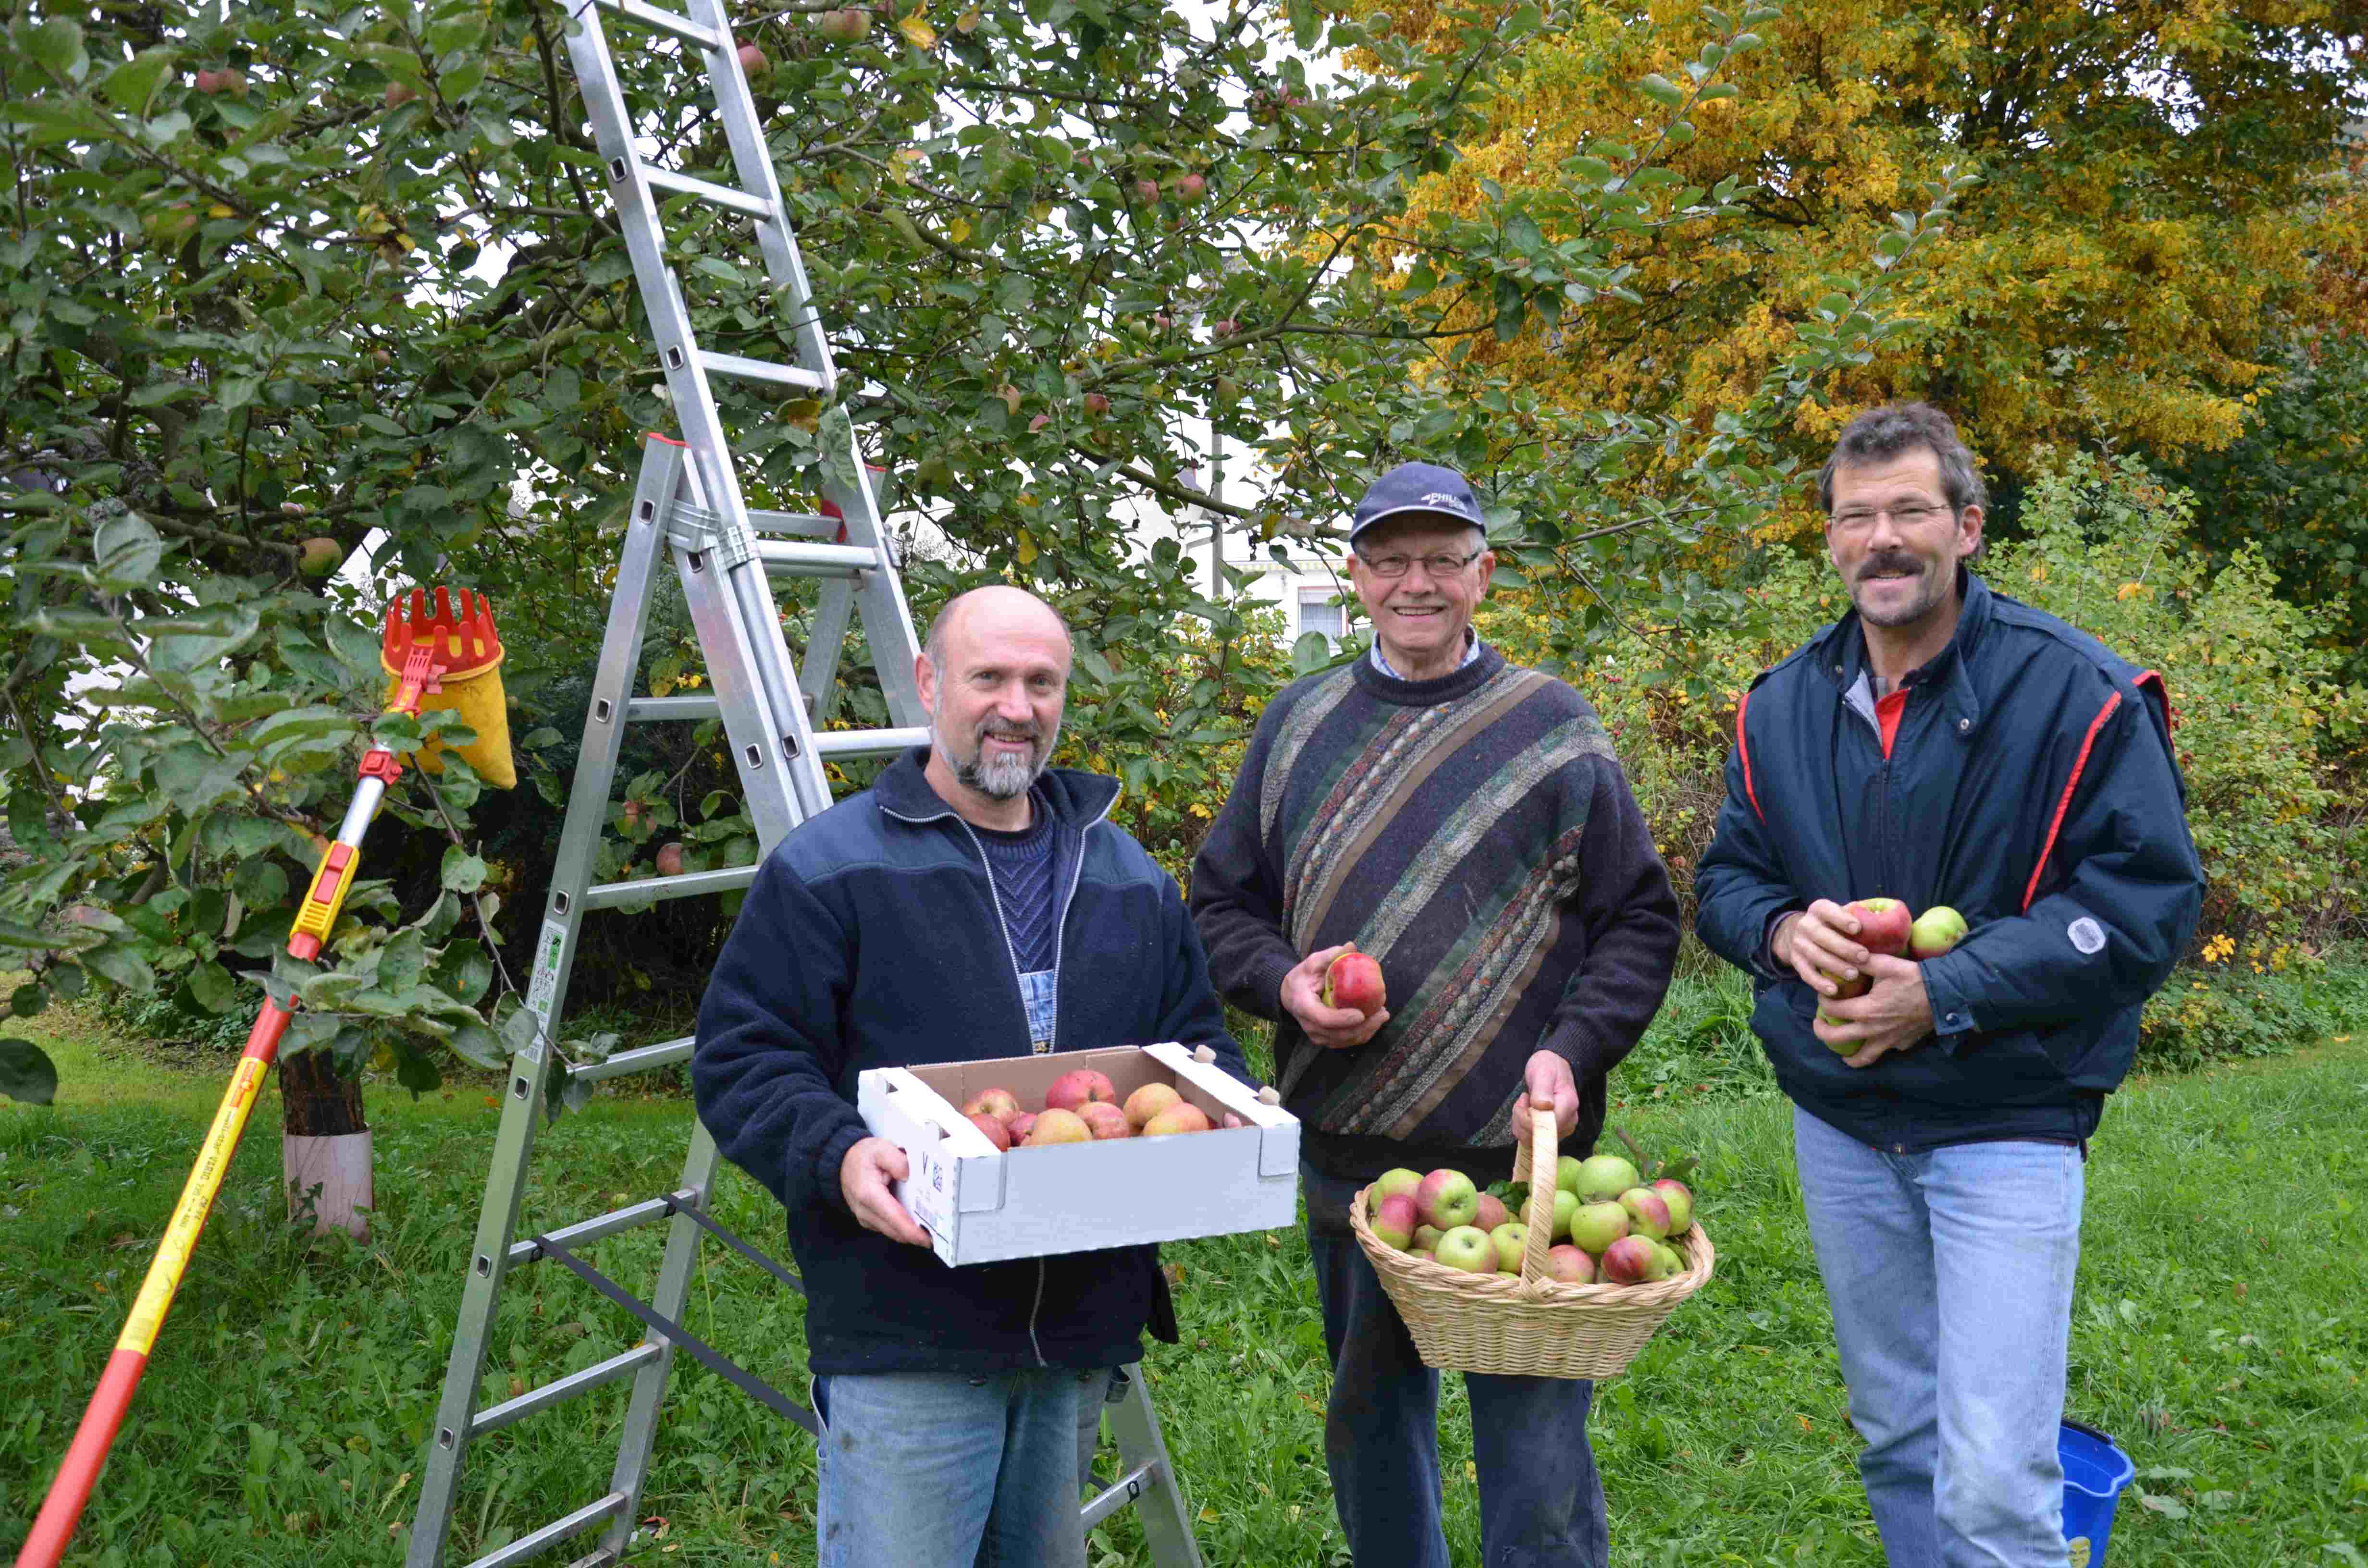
[{"left": 3, "top": 982, "right": 2366, "bottom": 1566}]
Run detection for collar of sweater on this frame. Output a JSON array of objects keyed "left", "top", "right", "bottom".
[{"left": 1349, "top": 640, "right": 1508, "bottom": 706}]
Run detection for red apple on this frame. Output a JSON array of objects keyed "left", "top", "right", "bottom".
[
  {"left": 1371, "top": 1192, "right": 1419, "bottom": 1250},
  {"left": 1171, "top": 172, "right": 1207, "bottom": 201},
  {"left": 1082, "top": 391, "right": 1110, "bottom": 416},
  {"left": 383, "top": 83, "right": 417, "bottom": 109},
  {"left": 1140, "top": 1102, "right": 1212, "bottom": 1137},
  {"left": 1133, "top": 177, "right": 1161, "bottom": 204},
  {"left": 1414, "top": 1168, "right": 1479, "bottom": 1231},
  {"left": 1910, "top": 905, "right": 1969, "bottom": 959},
  {"left": 1845, "top": 897, "right": 1913, "bottom": 957},
  {"left": 1024, "top": 1108, "right": 1091, "bottom": 1145},
  {"left": 1619, "top": 1186, "right": 1672, "bottom": 1241},
  {"left": 1211, "top": 317, "right": 1240, "bottom": 339},
  {"left": 1044, "top": 1067, "right": 1117, "bottom": 1112},
  {"left": 1078, "top": 1102, "right": 1133, "bottom": 1140},
  {"left": 1321, "top": 949, "right": 1386, "bottom": 1014},
  {"left": 1472, "top": 1192, "right": 1510, "bottom": 1234},
  {"left": 737, "top": 42, "right": 771, "bottom": 78},
  {"left": 1598, "top": 1235, "right": 1661, "bottom": 1285},
  {"left": 961, "top": 1087, "right": 1022, "bottom": 1124},
  {"left": 1123, "top": 1082, "right": 1181, "bottom": 1129},
  {"left": 655, "top": 842, "right": 685, "bottom": 877},
  {"left": 1544, "top": 1244, "right": 1596, "bottom": 1285},
  {"left": 1005, "top": 1111, "right": 1037, "bottom": 1142},
  {"left": 965, "top": 1111, "right": 1011, "bottom": 1151}
]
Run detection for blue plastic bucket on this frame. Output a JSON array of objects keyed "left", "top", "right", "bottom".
[{"left": 2059, "top": 1419, "right": 2135, "bottom": 1566}]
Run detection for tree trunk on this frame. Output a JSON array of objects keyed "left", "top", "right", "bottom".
[{"left": 280, "top": 1048, "right": 372, "bottom": 1237}]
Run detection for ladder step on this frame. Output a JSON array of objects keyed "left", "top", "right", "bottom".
[
  {"left": 569, "top": 1036, "right": 694, "bottom": 1083},
  {"left": 746, "top": 507, "right": 842, "bottom": 539},
  {"left": 471, "top": 1344, "right": 666, "bottom": 1437},
  {"left": 509, "top": 1190, "right": 701, "bottom": 1267},
  {"left": 622, "top": 695, "right": 717, "bottom": 723},
  {"left": 695, "top": 347, "right": 828, "bottom": 392},
  {"left": 818, "top": 725, "right": 929, "bottom": 759},
  {"left": 460, "top": 1492, "right": 629, "bottom": 1568},
  {"left": 756, "top": 539, "right": 877, "bottom": 578},
  {"left": 1081, "top": 1460, "right": 1161, "bottom": 1529},
  {"left": 635, "top": 163, "right": 774, "bottom": 221},
  {"left": 588, "top": 0, "right": 721, "bottom": 51},
  {"left": 576, "top": 863, "right": 757, "bottom": 911}
]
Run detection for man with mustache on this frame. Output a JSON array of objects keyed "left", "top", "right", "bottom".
[
  {"left": 1192, "top": 461, "right": 1680, "bottom": 1568},
  {"left": 694, "top": 585, "right": 1253, "bottom": 1568},
  {"left": 1695, "top": 404, "right": 2202, "bottom": 1566}
]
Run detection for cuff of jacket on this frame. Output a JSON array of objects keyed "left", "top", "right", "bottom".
[
  {"left": 1759, "top": 906, "right": 1804, "bottom": 980},
  {"left": 811, "top": 1119, "right": 872, "bottom": 1216},
  {"left": 1536, "top": 1019, "right": 1613, "bottom": 1088},
  {"left": 1919, "top": 953, "right": 1981, "bottom": 1054},
  {"left": 1243, "top": 944, "right": 1298, "bottom": 1020}
]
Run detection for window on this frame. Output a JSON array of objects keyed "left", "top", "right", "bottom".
[{"left": 1298, "top": 588, "right": 1345, "bottom": 645}]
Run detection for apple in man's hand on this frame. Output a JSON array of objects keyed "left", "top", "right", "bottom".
[
  {"left": 1844, "top": 897, "right": 1913, "bottom": 956},
  {"left": 1910, "top": 905, "right": 1969, "bottom": 958},
  {"left": 1321, "top": 948, "right": 1386, "bottom": 1014}
]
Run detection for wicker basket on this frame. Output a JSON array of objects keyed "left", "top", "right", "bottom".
[{"left": 1348, "top": 1103, "right": 1715, "bottom": 1380}]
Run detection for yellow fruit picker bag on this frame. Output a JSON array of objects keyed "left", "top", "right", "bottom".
[
  {"left": 380, "top": 586, "right": 516, "bottom": 789},
  {"left": 1348, "top": 1102, "right": 1714, "bottom": 1380}
]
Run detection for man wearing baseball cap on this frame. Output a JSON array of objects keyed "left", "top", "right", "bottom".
[{"left": 1192, "top": 461, "right": 1680, "bottom": 1567}]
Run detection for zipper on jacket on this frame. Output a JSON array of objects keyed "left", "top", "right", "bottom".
[
  {"left": 881, "top": 792, "right": 1117, "bottom": 1055},
  {"left": 1028, "top": 1259, "right": 1048, "bottom": 1367}
]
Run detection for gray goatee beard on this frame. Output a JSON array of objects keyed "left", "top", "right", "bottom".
[{"left": 937, "top": 712, "right": 1056, "bottom": 801}]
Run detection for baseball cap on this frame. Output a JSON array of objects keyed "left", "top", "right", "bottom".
[{"left": 1349, "top": 461, "right": 1486, "bottom": 546}]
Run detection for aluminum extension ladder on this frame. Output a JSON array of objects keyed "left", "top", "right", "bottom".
[{"left": 402, "top": 1, "right": 1206, "bottom": 1563}]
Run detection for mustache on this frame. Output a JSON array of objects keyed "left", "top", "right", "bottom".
[
  {"left": 976, "top": 720, "right": 1044, "bottom": 742},
  {"left": 1859, "top": 552, "right": 1925, "bottom": 581}
]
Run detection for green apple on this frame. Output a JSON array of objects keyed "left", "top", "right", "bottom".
[
  {"left": 1551, "top": 1187, "right": 1579, "bottom": 1240},
  {"left": 1433, "top": 1225, "right": 1497, "bottom": 1273},
  {"left": 1573, "top": 1154, "right": 1640, "bottom": 1203},
  {"left": 1373, "top": 1167, "right": 1424, "bottom": 1203},
  {"left": 1910, "top": 905, "right": 1969, "bottom": 959},
  {"left": 1567, "top": 1200, "right": 1630, "bottom": 1253},
  {"left": 1488, "top": 1221, "right": 1529, "bottom": 1273}
]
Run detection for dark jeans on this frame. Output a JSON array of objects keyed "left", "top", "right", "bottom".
[{"left": 1308, "top": 1224, "right": 1609, "bottom": 1568}]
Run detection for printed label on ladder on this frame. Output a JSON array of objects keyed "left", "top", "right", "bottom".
[{"left": 527, "top": 918, "right": 568, "bottom": 1024}]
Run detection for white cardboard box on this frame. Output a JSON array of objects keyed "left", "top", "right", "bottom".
[{"left": 856, "top": 1042, "right": 1301, "bottom": 1268}]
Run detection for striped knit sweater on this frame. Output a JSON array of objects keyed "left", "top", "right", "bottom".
[{"left": 1190, "top": 644, "right": 1680, "bottom": 1180}]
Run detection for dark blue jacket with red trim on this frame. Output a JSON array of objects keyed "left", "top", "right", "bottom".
[{"left": 1694, "top": 569, "right": 2204, "bottom": 1152}]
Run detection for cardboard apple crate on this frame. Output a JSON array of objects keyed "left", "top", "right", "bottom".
[{"left": 857, "top": 1042, "right": 1300, "bottom": 1268}]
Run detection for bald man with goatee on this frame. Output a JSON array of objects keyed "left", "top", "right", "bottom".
[{"left": 695, "top": 586, "right": 1254, "bottom": 1568}]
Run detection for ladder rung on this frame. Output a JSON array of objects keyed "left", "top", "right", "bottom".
[
  {"left": 816, "top": 725, "right": 929, "bottom": 760},
  {"left": 577, "top": 863, "right": 757, "bottom": 910},
  {"left": 746, "top": 508, "right": 842, "bottom": 539},
  {"left": 510, "top": 1191, "right": 699, "bottom": 1267},
  {"left": 569, "top": 1036, "right": 694, "bottom": 1083},
  {"left": 1080, "top": 1461, "right": 1160, "bottom": 1529},
  {"left": 638, "top": 164, "right": 773, "bottom": 221},
  {"left": 461, "top": 1491, "right": 629, "bottom": 1568},
  {"left": 471, "top": 1344, "right": 666, "bottom": 1437},
  {"left": 694, "top": 348, "right": 828, "bottom": 392},
  {"left": 756, "top": 539, "right": 877, "bottom": 577},
  {"left": 622, "top": 695, "right": 717, "bottom": 723},
  {"left": 588, "top": 0, "right": 721, "bottom": 50}
]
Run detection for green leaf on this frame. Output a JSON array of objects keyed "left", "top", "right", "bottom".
[
  {"left": 18, "top": 17, "right": 88, "bottom": 81},
  {"left": 0, "top": 1038, "right": 58, "bottom": 1104},
  {"left": 101, "top": 48, "right": 176, "bottom": 114},
  {"left": 447, "top": 1021, "right": 506, "bottom": 1069},
  {"left": 1638, "top": 74, "right": 1686, "bottom": 109},
  {"left": 440, "top": 845, "right": 488, "bottom": 894},
  {"left": 1291, "top": 630, "right": 1333, "bottom": 674},
  {"left": 187, "top": 959, "right": 239, "bottom": 1014},
  {"left": 82, "top": 942, "right": 157, "bottom": 994},
  {"left": 92, "top": 511, "right": 163, "bottom": 589},
  {"left": 12, "top": 981, "right": 49, "bottom": 1018}
]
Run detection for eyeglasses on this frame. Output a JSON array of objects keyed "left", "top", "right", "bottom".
[
  {"left": 1356, "top": 546, "right": 1484, "bottom": 579},
  {"left": 1830, "top": 503, "right": 1954, "bottom": 532}
]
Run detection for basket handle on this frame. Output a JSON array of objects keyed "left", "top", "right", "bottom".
[{"left": 1514, "top": 1101, "right": 1557, "bottom": 1284}]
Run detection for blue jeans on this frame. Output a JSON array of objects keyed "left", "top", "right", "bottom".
[
  {"left": 1308, "top": 1225, "right": 1607, "bottom": 1568},
  {"left": 1793, "top": 1105, "right": 2084, "bottom": 1568},
  {"left": 813, "top": 1366, "right": 1098, "bottom": 1568}
]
